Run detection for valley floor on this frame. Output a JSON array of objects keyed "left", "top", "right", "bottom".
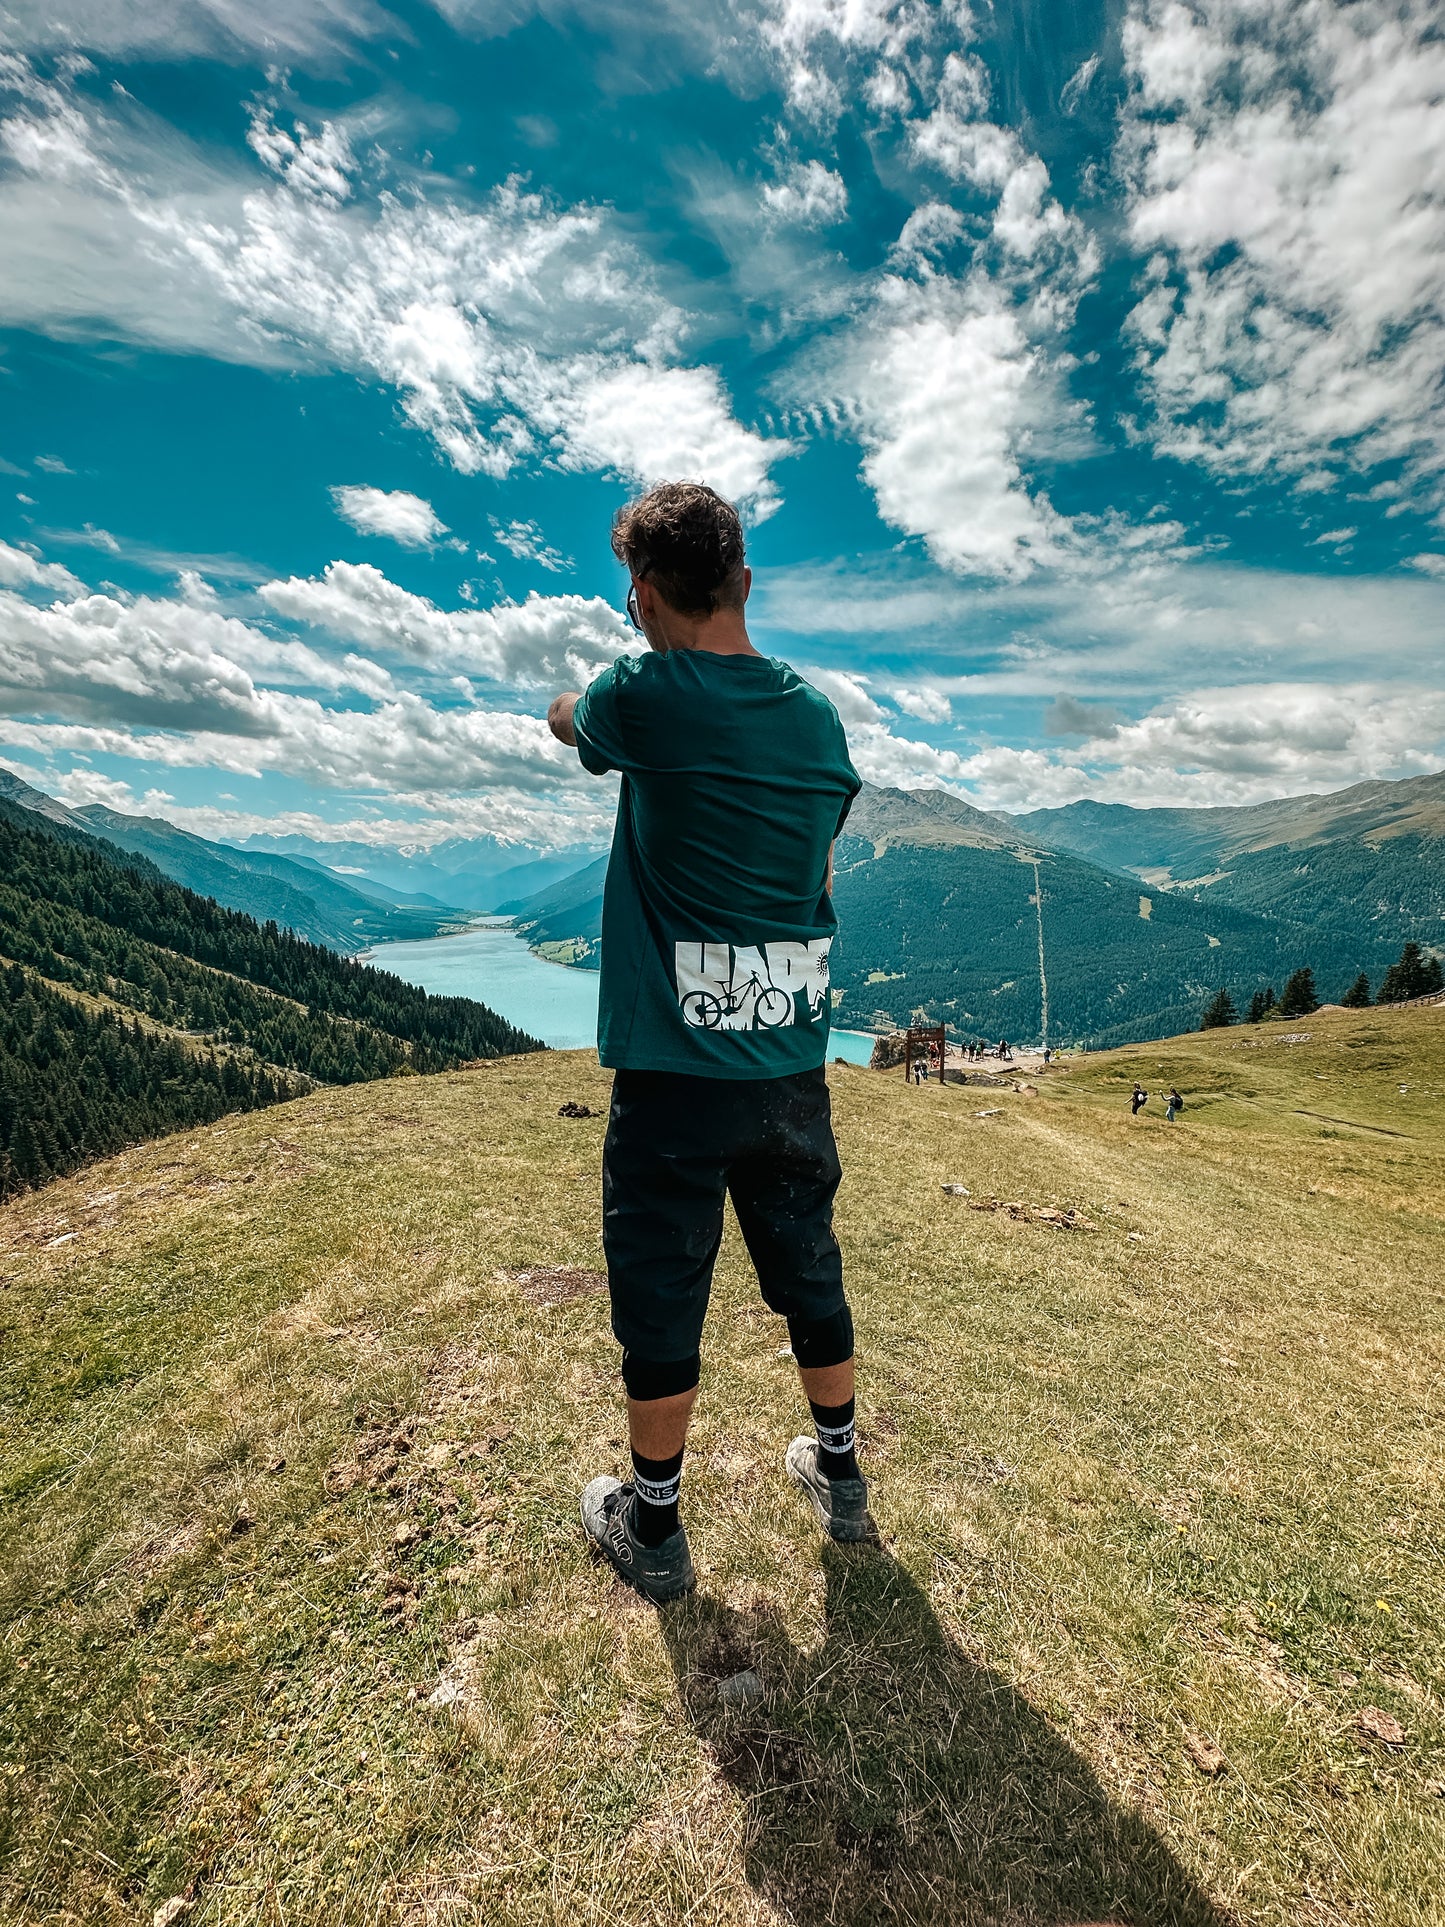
[{"left": 2, "top": 1007, "right": 1443, "bottom": 1925}]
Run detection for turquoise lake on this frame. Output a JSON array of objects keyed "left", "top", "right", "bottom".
[{"left": 364, "top": 920, "right": 878, "bottom": 1064}]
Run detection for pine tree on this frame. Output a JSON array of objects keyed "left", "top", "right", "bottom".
[
  {"left": 1201, "top": 988, "right": 1236, "bottom": 1029},
  {"left": 1377, "top": 940, "right": 1443, "bottom": 1004},
  {"left": 1277, "top": 967, "right": 1319, "bottom": 1017},
  {"left": 1341, "top": 973, "right": 1371, "bottom": 1008},
  {"left": 1245, "top": 986, "right": 1277, "bottom": 1023}
]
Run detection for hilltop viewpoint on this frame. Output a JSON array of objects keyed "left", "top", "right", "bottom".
[{"left": 3, "top": 1004, "right": 1443, "bottom": 1926}]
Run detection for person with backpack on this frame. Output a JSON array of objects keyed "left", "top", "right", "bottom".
[
  {"left": 1131, "top": 1083, "right": 1148, "bottom": 1116},
  {"left": 1165, "top": 1088, "right": 1183, "bottom": 1122},
  {"left": 547, "top": 480, "right": 868, "bottom": 1605}
]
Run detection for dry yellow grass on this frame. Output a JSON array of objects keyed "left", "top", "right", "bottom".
[{"left": 2, "top": 1003, "right": 1442, "bottom": 1925}]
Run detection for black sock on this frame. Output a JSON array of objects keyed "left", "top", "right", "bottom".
[
  {"left": 809, "top": 1397, "right": 859, "bottom": 1481},
  {"left": 629, "top": 1446, "right": 683, "bottom": 1546}
]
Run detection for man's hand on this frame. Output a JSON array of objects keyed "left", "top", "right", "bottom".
[{"left": 548, "top": 691, "right": 580, "bottom": 746}]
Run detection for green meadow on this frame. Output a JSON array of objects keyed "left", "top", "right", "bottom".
[{"left": 2, "top": 1004, "right": 1442, "bottom": 1925}]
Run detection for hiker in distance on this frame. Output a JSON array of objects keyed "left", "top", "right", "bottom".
[
  {"left": 547, "top": 480, "right": 870, "bottom": 1606},
  {"left": 1131, "top": 1083, "right": 1148, "bottom": 1116}
]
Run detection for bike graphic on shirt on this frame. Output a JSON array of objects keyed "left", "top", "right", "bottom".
[
  {"left": 681, "top": 971, "right": 794, "bottom": 1031},
  {"left": 675, "top": 939, "right": 831, "bottom": 1032}
]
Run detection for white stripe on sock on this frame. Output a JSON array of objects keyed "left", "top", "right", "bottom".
[
  {"left": 816, "top": 1419, "right": 855, "bottom": 1454},
  {"left": 633, "top": 1471, "right": 681, "bottom": 1507}
]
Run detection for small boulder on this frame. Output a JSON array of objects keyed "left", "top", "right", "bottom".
[
  {"left": 717, "top": 1669, "right": 764, "bottom": 1710},
  {"left": 1355, "top": 1706, "right": 1406, "bottom": 1747},
  {"left": 1183, "top": 1730, "right": 1227, "bottom": 1776}
]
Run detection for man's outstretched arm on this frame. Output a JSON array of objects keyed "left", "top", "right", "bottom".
[{"left": 548, "top": 691, "right": 580, "bottom": 746}]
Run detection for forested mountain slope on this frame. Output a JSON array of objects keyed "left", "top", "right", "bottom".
[
  {"left": 0, "top": 803, "right": 540, "bottom": 1198},
  {"left": 500, "top": 855, "right": 607, "bottom": 966},
  {"left": 827, "top": 834, "right": 1394, "bottom": 1048},
  {"left": 78, "top": 807, "right": 467, "bottom": 950},
  {"left": 1197, "top": 833, "right": 1445, "bottom": 948}
]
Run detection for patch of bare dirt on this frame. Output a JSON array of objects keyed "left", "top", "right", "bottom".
[
  {"left": 968, "top": 1200, "right": 1096, "bottom": 1230},
  {"left": 501, "top": 1264, "right": 608, "bottom": 1306}
]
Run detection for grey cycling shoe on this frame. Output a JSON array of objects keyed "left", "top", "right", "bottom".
[
  {"left": 786, "top": 1437, "right": 876, "bottom": 1543},
  {"left": 580, "top": 1476, "right": 696, "bottom": 1605}
]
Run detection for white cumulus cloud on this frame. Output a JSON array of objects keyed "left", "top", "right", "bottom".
[
  {"left": 1083, "top": 681, "right": 1445, "bottom": 789},
  {"left": 260, "top": 560, "right": 635, "bottom": 687},
  {"left": 331, "top": 486, "right": 449, "bottom": 547},
  {"left": 0, "top": 0, "right": 396, "bottom": 61},
  {"left": 0, "top": 543, "right": 637, "bottom": 844},
  {"left": 775, "top": 37, "right": 1098, "bottom": 578},
  {"left": 246, "top": 106, "right": 355, "bottom": 206},
  {"left": 762, "top": 158, "right": 848, "bottom": 225},
  {"left": 490, "top": 518, "right": 572, "bottom": 572},
  {"left": 0, "top": 538, "right": 84, "bottom": 596},
  {"left": 890, "top": 683, "right": 951, "bottom": 723},
  {"left": 1119, "top": 0, "right": 1445, "bottom": 502},
  {"left": 801, "top": 665, "right": 882, "bottom": 725}
]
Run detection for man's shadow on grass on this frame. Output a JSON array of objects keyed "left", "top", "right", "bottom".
[{"left": 659, "top": 1542, "right": 1228, "bottom": 1927}]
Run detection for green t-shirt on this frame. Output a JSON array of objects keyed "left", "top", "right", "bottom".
[{"left": 572, "top": 648, "right": 860, "bottom": 1078}]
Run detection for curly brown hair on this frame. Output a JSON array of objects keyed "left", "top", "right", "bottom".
[{"left": 610, "top": 480, "right": 746, "bottom": 618}]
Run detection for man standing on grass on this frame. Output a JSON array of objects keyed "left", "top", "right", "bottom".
[{"left": 547, "top": 480, "right": 870, "bottom": 1605}]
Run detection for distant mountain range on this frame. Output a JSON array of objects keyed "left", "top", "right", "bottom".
[
  {"left": 235, "top": 830, "right": 597, "bottom": 915},
  {"left": 1011, "top": 770, "right": 1445, "bottom": 960},
  {"left": 496, "top": 769, "right": 1445, "bottom": 1048},
  {"left": 0, "top": 766, "right": 602, "bottom": 954},
  {"left": 1012, "top": 769, "right": 1445, "bottom": 881}
]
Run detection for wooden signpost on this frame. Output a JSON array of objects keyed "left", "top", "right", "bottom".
[{"left": 902, "top": 1023, "right": 948, "bottom": 1085}]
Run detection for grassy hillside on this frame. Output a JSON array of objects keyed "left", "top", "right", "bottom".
[{"left": 2, "top": 1007, "right": 1442, "bottom": 1924}]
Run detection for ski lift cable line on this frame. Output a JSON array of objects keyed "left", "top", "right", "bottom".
[{"left": 1031, "top": 856, "right": 1049, "bottom": 1055}]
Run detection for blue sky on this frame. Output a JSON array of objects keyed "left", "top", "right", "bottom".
[{"left": 1, "top": 0, "right": 1443, "bottom": 856}]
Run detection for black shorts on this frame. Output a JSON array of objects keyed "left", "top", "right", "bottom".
[{"left": 602, "top": 1065, "right": 846, "bottom": 1362}]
